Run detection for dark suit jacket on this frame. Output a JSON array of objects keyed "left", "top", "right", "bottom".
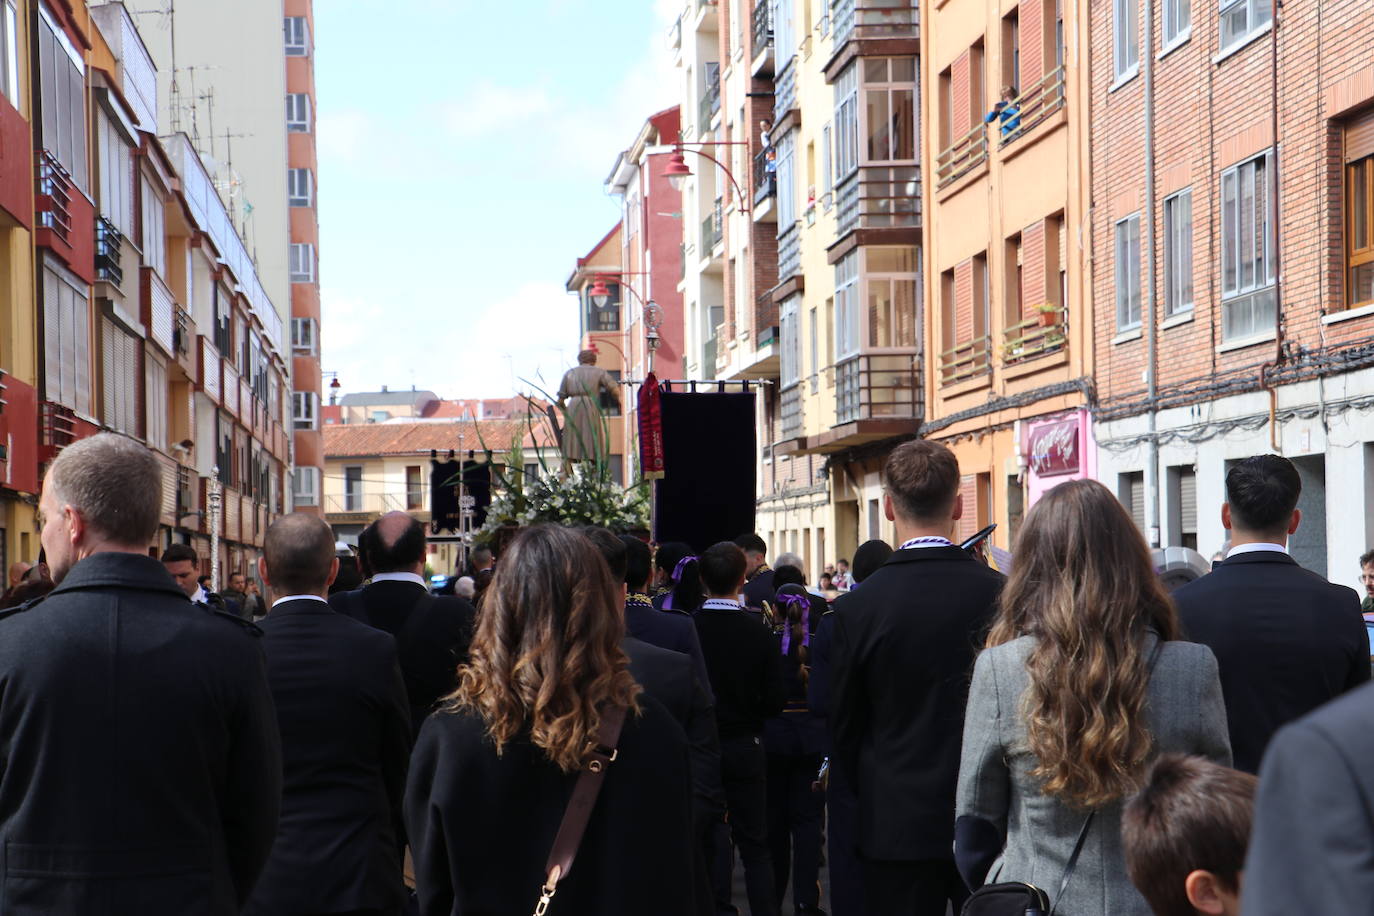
[
  {"left": 742, "top": 566, "right": 776, "bottom": 611},
  {"left": 330, "top": 580, "right": 475, "bottom": 733},
  {"left": 1244, "top": 680, "right": 1374, "bottom": 914},
  {"left": 694, "top": 603, "right": 786, "bottom": 739},
  {"left": 830, "top": 546, "right": 1004, "bottom": 861},
  {"left": 1174, "top": 549, "right": 1370, "bottom": 773},
  {"left": 625, "top": 599, "right": 713, "bottom": 701},
  {"left": 0, "top": 552, "right": 280, "bottom": 914},
  {"left": 405, "top": 700, "right": 695, "bottom": 916},
  {"left": 246, "top": 598, "right": 411, "bottom": 916}
]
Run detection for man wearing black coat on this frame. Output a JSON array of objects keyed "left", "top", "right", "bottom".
[
  {"left": 620, "top": 534, "right": 712, "bottom": 695},
  {"left": 247, "top": 513, "right": 412, "bottom": 916},
  {"left": 830, "top": 439, "right": 1003, "bottom": 915},
  {"left": 1173, "top": 454, "right": 1369, "bottom": 774},
  {"left": 3, "top": 433, "right": 280, "bottom": 914},
  {"left": 330, "top": 511, "right": 476, "bottom": 735},
  {"left": 737, "top": 532, "right": 776, "bottom": 612}
]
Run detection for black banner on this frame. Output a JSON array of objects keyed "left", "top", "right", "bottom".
[{"left": 653, "top": 391, "right": 756, "bottom": 551}]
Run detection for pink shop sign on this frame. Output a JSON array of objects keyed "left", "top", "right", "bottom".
[{"left": 1028, "top": 417, "right": 1080, "bottom": 477}]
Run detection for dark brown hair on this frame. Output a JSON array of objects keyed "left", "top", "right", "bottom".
[
  {"left": 447, "top": 525, "right": 639, "bottom": 772},
  {"left": 699, "top": 541, "right": 747, "bottom": 596},
  {"left": 1123, "top": 754, "right": 1258, "bottom": 916},
  {"left": 988, "top": 478, "right": 1182, "bottom": 807},
  {"left": 884, "top": 439, "right": 960, "bottom": 524}
]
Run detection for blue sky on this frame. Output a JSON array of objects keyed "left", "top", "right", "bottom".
[{"left": 316, "top": 0, "right": 678, "bottom": 400}]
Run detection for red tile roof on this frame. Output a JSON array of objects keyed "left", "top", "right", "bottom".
[{"left": 324, "top": 418, "right": 555, "bottom": 457}]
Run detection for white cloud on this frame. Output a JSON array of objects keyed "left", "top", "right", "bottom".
[
  {"left": 443, "top": 83, "right": 555, "bottom": 139},
  {"left": 316, "top": 109, "right": 374, "bottom": 164}
]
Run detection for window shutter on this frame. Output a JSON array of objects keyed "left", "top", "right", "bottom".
[
  {"left": 1129, "top": 473, "right": 1146, "bottom": 533},
  {"left": 956, "top": 474, "right": 979, "bottom": 542},
  {"left": 102, "top": 317, "right": 117, "bottom": 424},
  {"left": 1179, "top": 469, "right": 1197, "bottom": 536},
  {"left": 44, "top": 273, "right": 62, "bottom": 402},
  {"left": 1347, "top": 106, "right": 1374, "bottom": 163}
]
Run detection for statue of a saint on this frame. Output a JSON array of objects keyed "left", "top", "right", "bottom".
[{"left": 556, "top": 349, "right": 620, "bottom": 462}]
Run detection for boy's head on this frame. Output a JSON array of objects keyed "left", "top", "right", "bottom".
[{"left": 1122, "top": 754, "right": 1258, "bottom": 916}]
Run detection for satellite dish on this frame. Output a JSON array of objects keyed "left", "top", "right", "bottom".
[{"left": 1152, "top": 546, "right": 1212, "bottom": 592}]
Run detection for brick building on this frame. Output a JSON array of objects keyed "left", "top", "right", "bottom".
[{"left": 1090, "top": 0, "right": 1374, "bottom": 578}]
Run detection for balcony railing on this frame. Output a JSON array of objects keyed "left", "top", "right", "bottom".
[
  {"left": 703, "top": 333, "right": 718, "bottom": 377},
  {"left": 752, "top": 1, "right": 773, "bottom": 64},
  {"left": 324, "top": 492, "right": 408, "bottom": 515},
  {"left": 754, "top": 149, "right": 778, "bottom": 205},
  {"left": 680, "top": 242, "right": 688, "bottom": 281},
  {"left": 833, "top": 0, "right": 920, "bottom": 46},
  {"left": 700, "top": 198, "right": 723, "bottom": 252},
  {"left": 775, "top": 57, "right": 799, "bottom": 121},
  {"left": 40, "top": 400, "right": 76, "bottom": 450},
  {"left": 36, "top": 149, "right": 73, "bottom": 243},
  {"left": 173, "top": 304, "right": 192, "bottom": 357},
  {"left": 778, "top": 220, "right": 802, "bottom": 281},
  {"left": 936, "top": 123, "right": 989, "bottom": 188},
  {"left": 699, "top": 71, "right": 721, "bottom": 127},
  {"left": 999, "top": 65, "right": 1066, "bottom": 148},
  {"left": 835, "top": 353, "right": 921, "bottom": 425},
  {"left": 835, "top": 165, "right": 921, "bottom": 237},
  {"left": 940, "top": 336, "right": 993, "bottom": 384},
  {"left": 780, "top": 384, "right": 803, "bottom": 439},
  {"left": 95, "top": 216, "right": 124, "bottom": 285},
  {"left": 1003, "top": 313, "right": 1067, "bottom": 365}
]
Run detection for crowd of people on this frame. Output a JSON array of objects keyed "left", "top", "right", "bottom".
[{"left": 2, "top": 431, "right": 1373, "bottom": 916}]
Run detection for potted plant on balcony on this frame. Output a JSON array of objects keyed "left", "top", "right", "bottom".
[{"left": 1035, "top": 303, "right": 1062, "bottom": 328}]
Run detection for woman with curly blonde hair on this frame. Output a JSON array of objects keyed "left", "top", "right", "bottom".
[
  {"left": 404, "top": 524, "right": 695, "bottom": 915},
  {"left": 955, "top": 479, "right": 1231, "bottom": 915}
]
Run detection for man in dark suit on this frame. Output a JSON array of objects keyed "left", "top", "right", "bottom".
[
  {"left": 737, "top": 532, "right": 776, "bottom": 612},
  {"left": 330, "top": 511, "right": 476, "bottom": 735},
  {"left": 247, "top": 513, "right": 411, "bottom": 916},
  {"left": 1, "top": 433, "right": 280, "bottom": 913},
  {"left": 695, "top": 541, "right": 786, "bottom": 916},
  {"left": 1173, "top": 454, "right": 1369, "bottom": 774},
  {"left": 830, "top": 439, "right": 1004, "bottom": 916},
  {"left": 1243, "top": 679, "right": 1374, "bottom": 914},
  {"left": 620, "top": 534, "right": 712, "bottom": 695}
]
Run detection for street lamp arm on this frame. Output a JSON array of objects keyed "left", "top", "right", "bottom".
[{"left": 678, "top": 146, "right": 750, "bottom": 214}]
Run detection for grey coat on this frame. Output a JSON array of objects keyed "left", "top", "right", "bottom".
[{"left": 956, "top": 634, "right": 1231, "bottom": 916}]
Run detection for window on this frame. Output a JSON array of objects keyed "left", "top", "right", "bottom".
[
  {"left": 213, "top": 283, "right": 233, "bottom": 354},
  {"left": 290, "top": 243, "right": 317, "bottom": 283},
  {"left": 821, "top": 123, "right": 833, "bottom": 202},
  {"left": 1346, "top": 113, "right": 1374, "bottom": 309},
  {"left": 1221, "top": 151, "right": 1276, "bottom": 340},
  {"left": 145, "top": 355, "right": 167, "bottom": 451},
  {"left": 1219, "top": 0, "right": 1271, "bottom": 52},
  {"left": 808, "top": 306, "right": 819, "bottom": 385},
  {"left": 937, "top": 66, "right": 953, "bottom": 151},
  {"left": 343, "top": 466, "right": 363, "bottom": 511},
  {"left": 101, "top": 317, "right": 141, "bottom": 437},
  {"left": 863, "top": 58, "right": 917, "bottom": 163},
  {"left": 1115, "top": 214, "right": 1142, "bottom": 329},
  {"left": 1168, "top": 464, "right": 1198, "bottom": 550},
  {"left": 1005, "top": 233, "right": 1024, "bottom": 325},
  {"left": 97, "top": 113, "right": 134, "bottom": 236},
  {"left": 834, "top": 251, "right": 860, "bottom": 360},
  {"left": 1164, "top": 0, "right": 1190, "bottom": 45},
  {"left": 284, "top": 16, "right": 310, "bottom": 56},
  {"left": 776, "top": 130, "right": 797, "bottom": 228},
  {"left": 293, "top": 391, "right": 318, "bottom": 430},
  {"left": 833, "top": 64, "right": 859, "bottom": 181},
  {"left": 865, "top": 247, "right": 918, "bottom": 348},
  {"left": 1, "top": 1, "right": 18, "bottom": 107},
  {"left": 37, "top": 3, "right": 88, "bottom": 190},
  {"left": 1113, "top": 0, "right": 1139, "bottom": 80},
  {"left": 291, "top": 316, "right": 318, "bottom": 354},
  {"left": 1119, "top": 470, "right": 1146, "bottom": 533},
  {"left": 774, "top": 0, "right": 796, "bottom": 56},
  {"left": 780, "top": 295, "right": 802, "bottom": 388},
  {"left": 406, "top": 465, "right": 423, "bottom": 510},
  {"left": 288, "top": 168, "right": 314, "bottom": 207},
  {"left": 292, "top": 467, "right": 319, "bottom": 508},
  {"left": 1164, "top": 189, "right": 1194, "bottom": 316},
  {"left": 42, "top": 257, "right": 91, "bottom": 414},
  {"left": 286, "top": 93, "right": 312, "bottom": 132},
  {"left": 141, "top": 176, "right": 166, "bottom": 276},
  {"left": 1003, "top": 10, "right": 1020, "bottom": 91}
]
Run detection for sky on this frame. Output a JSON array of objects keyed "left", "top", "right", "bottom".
[{"left": 316, "top": 0, "right": 679, "bottom": 400}]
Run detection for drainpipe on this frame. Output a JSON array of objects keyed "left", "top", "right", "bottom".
[
  {"left": 1143, "top": 0, "right": 1160, "bottom": 547},
  {"left": 1258, "top": 0, "right": 1283, "bottom": 452}
]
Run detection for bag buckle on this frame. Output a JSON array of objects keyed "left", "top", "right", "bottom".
[{"left": 532, "top": 866, "right": 561, "bottom": 916}]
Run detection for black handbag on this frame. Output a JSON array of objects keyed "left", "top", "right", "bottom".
[{"left": 958, "top": 811, "right": 1093, "bottom": 916}]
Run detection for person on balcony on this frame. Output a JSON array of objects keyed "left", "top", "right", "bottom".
[{"left": 984, "top": 85, "right": 1021, "bottom": 139}]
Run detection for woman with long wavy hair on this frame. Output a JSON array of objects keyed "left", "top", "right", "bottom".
[
  {"left": 404, "top": 524, "right": 695, "bottom": 916},
  {"left": 955, "top": 479, "right": 1231, "bottom": 915}
]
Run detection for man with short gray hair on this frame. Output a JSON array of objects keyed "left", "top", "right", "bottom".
[{"left": 0, "top": 433, "right": 280, "bottom": 913}]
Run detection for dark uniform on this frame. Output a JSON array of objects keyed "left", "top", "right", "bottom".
[{"left": 0, "top": 552, "right": 281, "bottom": 914}]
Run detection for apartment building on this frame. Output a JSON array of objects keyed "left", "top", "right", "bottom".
[
  {"left": 0, "top": 2, "right": 291, "bottom": 578},
  {"left": 920, "top": 0, "right": 1093, "bottom": 551},
  {"left": 124, "top": 0, "right": 324, "bottom": 515},
  {"left": 1090, "top": 0, "right": 1374, "bottom": 578}
]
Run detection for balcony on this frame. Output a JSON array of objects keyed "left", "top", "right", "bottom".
[
  {"left": 1003, "top": 312, "right": 1067, "bottom": 365},
  {"left": 35, "top": 149, "right": 73, "bottom": 244},
  {"left": 940, "top": 336, "right": 993, "bottom": 384},
  {"left": 778, "top": 221, "right": 803, "bottom": 283},
  {"left": 999, "top": 66, "right": 1066, "bottom": 149},
  {"left": 936, "top": 123, "right": 989, "bottom": 188},
  {"left": 835, "top": 165, "right": 921, "bottom": 237},
  {"left": 173, "top": 304, "right": 192, "bottom": 359},
  {"left": 700, "top": 198, "right": 723, "bottom": 254},
  {"left": 40, "top": 400, "right": 77, "bottom": 450},
  {"left": 835, "top": 353, "right": 919, "bottom": 425},
  {"left": 751, "top": 0, "right": 774, "bottom": 75},
  {"left": 753, "top": 149, "right": 778, "bottom": 210},
  {"left": 780, "top": 384, "right": 803, "bottom": 440},
  {"left": 832, "top": 0, "right": 920, "bottom": 47},
  {"left": 775, "top": 57, "right": 799, "bottom": 122},
  {"left": 698, "top": 71, "right": 721, "bottom": 129},
  {"left": 95, "top": 216, "right": 124, "bottom": 285},
  {"left": 703, "top": 332, "right": 718, "bottom": 378}
]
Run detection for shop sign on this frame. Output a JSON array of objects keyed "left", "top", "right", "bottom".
[{"left": 1028, "top": 417, "right": 1080, "bottom": 477}]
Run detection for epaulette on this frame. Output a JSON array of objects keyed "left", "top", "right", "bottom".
[
  {"left": 0, "top": 593, "right": 49, "bottom": 621},
  {"left": 197, "top": 601, "right": 263, "bottom": 636}
]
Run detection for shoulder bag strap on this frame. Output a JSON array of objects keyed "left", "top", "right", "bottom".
[
  {"left": 1048, "top": 639, "right": 1165, "bottom": 916},
  {"left": 531, "top": 703, "right": 628, "bottom": 916}
]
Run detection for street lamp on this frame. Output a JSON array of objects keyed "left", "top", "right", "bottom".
[
  {"left": 659, "top": 139, "right": 752, "bottom": 213},
  {"left": 588, "top": 277, "right": 612, "bottom": 309},
  {"left": 663, "top": 151, "right": 693, "bottom": 192}
]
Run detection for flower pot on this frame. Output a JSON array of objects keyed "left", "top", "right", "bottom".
[{"left": 1037, "top": 309, "right": 1057, "bottom": 328}]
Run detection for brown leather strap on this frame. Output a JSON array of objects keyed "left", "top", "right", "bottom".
[{"left": 534, "top": 704, "right": 627, "bottom": 912}]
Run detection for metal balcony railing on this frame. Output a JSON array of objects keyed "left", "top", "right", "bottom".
[
  {"left": 700, "top": 198, "right": 723, "bottom": 252},
  {"left": 752, "top": 1, "right": 773, "bottom": 55},
  {"left": 1003, "top": 312, "right": 1068, "bottom": 365},
  {"left": 999, "top": 66, "right": 1066, "bottom": 148},
  {"left": 324, "top": 492, "right": 408, "bottom": 515},
  {"left": 95, "top": 216, "right": 124, "bottom": 285},
  {"left": 835, "top": 165, "right": 921, "bottom": 237},
  {"left": 36, "top": 150, "right": 73, "bottom": 243},
  {"left": 936, "top": 122, "right": 989, "bottom": 188},
  {"left": 703, "top": 333, "right": 718, "bottom": 377},
  {"left": 754, "top": 149, "right": 778, "bottom": 205},
  {"left": 940, "top": 336, "right": 993, "bottom": 384},
  {"left": 835, "top": 353, "right": 920, "bottom": 425},
  {"left": 778, "top": 221, "right": 802, "bottom": 281},
  {"left": 699, "top": 71, "right": 721, "bottom": 127},
  {"left": 780, "top": 385, "right": 803, "bottom": 439},
  {"left": 174, "top": 305, "right": 192, "bottom": 357},
  {"left": 833, "top": 0, "right": 919, "bottom": 46},
  {"left": 775, "top": 57, "right": 799, "bottom": 121},
  {"left": 40, "top": 400, "right": 77, "bottom": 449}
]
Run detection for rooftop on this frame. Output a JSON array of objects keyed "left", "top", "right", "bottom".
[{"left": 324, "top": 418, "right": 555, "bottom": 457}]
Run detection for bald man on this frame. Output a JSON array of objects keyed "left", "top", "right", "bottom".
[{"left": 328, "top": 511, "right": 475, "bottom": 736}]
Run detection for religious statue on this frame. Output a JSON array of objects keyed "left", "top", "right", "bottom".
[{"left": 556, "top": 349, "right": 620, "bottom": 463}]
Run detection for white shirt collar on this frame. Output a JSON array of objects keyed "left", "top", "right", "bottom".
[
  {"left": 370, "top": 572, "right": 428, "bottom": 588},
  {"left": 1226, "top": 542, "right": 1289, "bottom": 557},
  {"left": 899, "top": 536, "right": 956, "bottom": 550},
  {"left": 191, "top": 585, "right": 207, "bottom": 604},
  {"left": 701, "top": 597, "right": 741, "bottom": 610},
  {"left": 271, "top": 594, "right": 330, "bottom": 609}
]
